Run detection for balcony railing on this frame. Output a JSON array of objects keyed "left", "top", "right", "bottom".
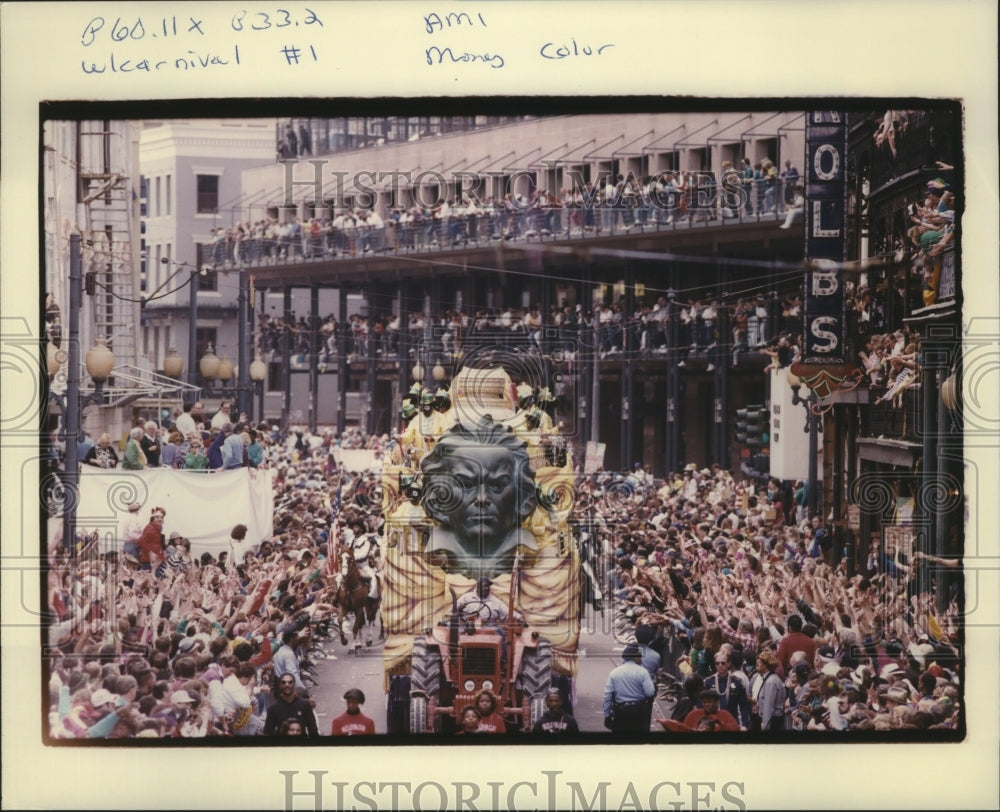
[
  {"left": 201, "top": 180, "right": 796, "bottom": 271},
  {"left": 859, "top": 383, "right": 922, "bottom": 443}
]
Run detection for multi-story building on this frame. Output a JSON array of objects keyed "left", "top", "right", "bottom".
[
  {"left": 232, "top": 111, "right": 807, "bottom": 471},
  {"left": 840, "top": 107, "right": 963, "bottom": 595},
  {"left": 138, "top": 118, "right": 277, "bottom": 408},
  {"left": 43, "top": 119, "right": 144, "bottom": 441}
]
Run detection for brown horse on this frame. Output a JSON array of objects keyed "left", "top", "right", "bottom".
[{"left": 335, "top": 550, "right": 382, "bottom": 653}]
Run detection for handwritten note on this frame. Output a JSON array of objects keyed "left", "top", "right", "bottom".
[
  {"left": 72, "top": 7, "right": 616, "bottom": 77},
  {"left": 78, "top": 7, "right": 326, "bottom": 75},
  {"left": 423, "top": 10, "right": 503, "bottom": 68}
]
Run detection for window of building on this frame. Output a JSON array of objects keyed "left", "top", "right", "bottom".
[
  {"left": 198, "top": 273, "right": 218, "bottom": 292},
  {"left": 268, "top": 361, "right": 282, "bottom": 391},
  {"left": 165, "top": 174, "right": 171, "bottom": 215},
  {"left": 155, "top": 177, "right": 161, "bottom": 217},
  {"left": 196, "top": 174, "right": 219, "bottom": 214},
  {"left": 195, "top": 244, "right": 220, "bottom": 290}
]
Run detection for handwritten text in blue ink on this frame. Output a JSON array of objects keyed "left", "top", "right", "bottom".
[
  {"left": 539, "top": 39, "right": 614, "bottom": 59},
  {"left": 80, "top": 45, "right": 241, "bottom": 74},
  {"left": 231, "top": 8, "right": 324, "bottom": 32},
  {"left": 81, "top": 16, "right": 205, "bottom": 46},
  {"left": 424, "top": 11, "right": 487, "bottom": 34},
  {"left": 425, "top": 46, "right": 503, "bottom": 69}
]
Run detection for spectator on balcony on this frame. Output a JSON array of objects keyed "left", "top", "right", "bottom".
[
  {"left": 297, "top": 124, "right": 311, "bottom": 157},
  {"left": 141, "top": 422, "right": 161, "bottom": 468},
  {"left": 732, "top": 299, "right": 751, "bottom": 364},
  {"left": 873, "top": 110, "right": 899, "bottom": 160},
  {"left": 741, "top": 158, "right": 755, "bottom": 215},
  {"left": 752, "top": 162, "right": 766, "bottom": 215},
  {"left": 779, "top": 185, "right": 805, "bottom": 229},
  {"left": 221, "top": 424, "right": 246, "bottom": 470},
  {"left": 762, "top": 160, "right": 779, "bottom": 214},
  {"left": 719, "top": 162, "right": 741, "bottom": 219},
  {"left": 875, "top": 344, "right": 919, "bottom": 408},
  {"left": 160, "top": 431, "right": 184, "bottom": 469},
  {"left": 183, "top": 436, "right": 208, "bottom": 470},
  {"left": 284, "top": 124, "right": 297, "bottom": 158},
  {"left": 780, "top": 160, "right": 800, "bottom": 206},
  {"left": 122, "top": 427, "right": 147, "bottom": 470}
]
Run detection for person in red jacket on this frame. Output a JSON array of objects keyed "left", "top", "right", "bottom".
[
  {"left": 682, "top": 688, "right": 740, "bottom": 732},
  {"left": 776, "top": 614, "right": 818, "bottom": 677},
  {"left": 330, "top": 688, "right": 375, "bottom": 735},
  {"left": 136, "top": 507, "right": 167, "bottom": 573},
  {"left": 471, "top": 690, "right": 507, "bottom": 733}
]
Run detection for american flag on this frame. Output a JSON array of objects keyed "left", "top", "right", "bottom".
[{"left": 331, "top": 478, "right": 343, "bottom": 518}]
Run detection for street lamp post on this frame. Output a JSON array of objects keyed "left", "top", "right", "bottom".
[
  {"left": 187, "top": 267, "right": 199, "bottom": 404},
  {"left": 46, "top": 230, "right": 113, "bottom": 559}
]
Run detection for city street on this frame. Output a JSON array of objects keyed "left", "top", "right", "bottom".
[{"left": 307, "top": 603, "right": 668, "bottom": 735}]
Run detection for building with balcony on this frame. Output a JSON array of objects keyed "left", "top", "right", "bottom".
[
  {"left": 838, "top": 107, "right": 962, "bottom": 599},
  {"left": 225, "top": 110, "right": 807, "bottom": 473}
]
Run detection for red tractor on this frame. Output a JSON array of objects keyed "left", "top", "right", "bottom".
[{"left": 407, "top": 583, "right": 554, "bottom": 734}]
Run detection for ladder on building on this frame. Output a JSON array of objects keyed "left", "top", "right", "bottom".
[{"left": 78, "top": 123, "right": 138, "bottom": 371}]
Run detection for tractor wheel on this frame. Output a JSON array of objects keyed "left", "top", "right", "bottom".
[
  {"left": 386, "top": 675, "right": 410, "bottom": 734},
  {"left": 518, "top": 637, "right": 552, "bottom": 699},
  {"left": 409, "top": 637, "right": 442, "bottom": 698},
  {"left": 409, "top": 695, "right": 428, "bottom": 734},
  {"left": 529, "top": 694, "right": 548, "bottom": 729}
]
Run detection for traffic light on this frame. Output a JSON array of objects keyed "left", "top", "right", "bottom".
[
  {"left": 735, "top": 408, "right": 748, "bottom": 444},
  {"left": 84, "top": 271, "right": 96, "bottom": 296},
  {"left": 745, "top": 405, "right": 763, "bottom": 448}
]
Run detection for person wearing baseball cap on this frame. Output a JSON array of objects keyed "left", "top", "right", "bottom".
[
  {"left": 602, "top": 643, "right": 656, "bottom": 733},
  {"left": 330, "top": 688, "right": 375, "bottom": 735}
]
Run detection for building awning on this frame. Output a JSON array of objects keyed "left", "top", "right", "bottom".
[
  {"left": 583, "top": 134, "right": 625, "bottom": 160},
  {"left": 529, "top": 143, "right": 569, "bottom": 169},
  {"left": 548, "top": 138, "right": 597, "bottom": 165},
  {"left": 857, "top": 437, "right": 921, "bottom": 467},
  {"left": 611, "top": 129, "right": 655, "bottom": 159},
  {"left": 673, "top": 119, "right": 720, "bottom": 149}
]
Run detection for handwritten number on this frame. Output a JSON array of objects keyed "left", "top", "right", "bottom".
[
  {"left": 109, "top": 17, "right": 144, "bottom": 42},
  {"left": 252, "top": 12, "right": 271, "bottom": 30},
  {"left": 303, "top": 8, "right": 323, "bottom": 26},
  {"left": 232, "top": 11, "right": 246, "bottom": 31},
  {"left": 275, "top": 9, "right": 292, "bottom": 27}
]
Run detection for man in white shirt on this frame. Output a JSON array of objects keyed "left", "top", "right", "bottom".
[
  {"left": 211, "top": 401, "right": 233, "bottom": 431},
  {"left": 174, "top": 404, "right": 197, "bottom": 438}
]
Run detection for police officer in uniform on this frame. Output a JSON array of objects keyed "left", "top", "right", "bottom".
[{"left": 602, "top": 643, "right": 656, "bottom": 733}]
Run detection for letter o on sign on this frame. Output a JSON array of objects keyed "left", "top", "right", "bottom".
[{"left": 813, "top": 144, "right": 840, "bottom": 181}]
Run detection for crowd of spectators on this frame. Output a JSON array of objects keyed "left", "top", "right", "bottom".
[
  {"left": 251, "top": 288, "right": 808, "bottom": 377},
  {"left": 201, "top": 159, "right": 801, "bottom": 271},
  {"left": 47, "top": 397, "right": 962, "bottom": 738},
  {"left": 585, "top": 464, "right": 961, "bottom": 733},
  {"left": 47, "top": 419, "right": 391, "bottom": 740}
]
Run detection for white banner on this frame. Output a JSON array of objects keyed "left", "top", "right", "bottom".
[
  {"left": 75, "top": 467, "right": 276, "bottom": 556},
  {"left": 333, "top": 448, "right": 380, "bottom": 473}
]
